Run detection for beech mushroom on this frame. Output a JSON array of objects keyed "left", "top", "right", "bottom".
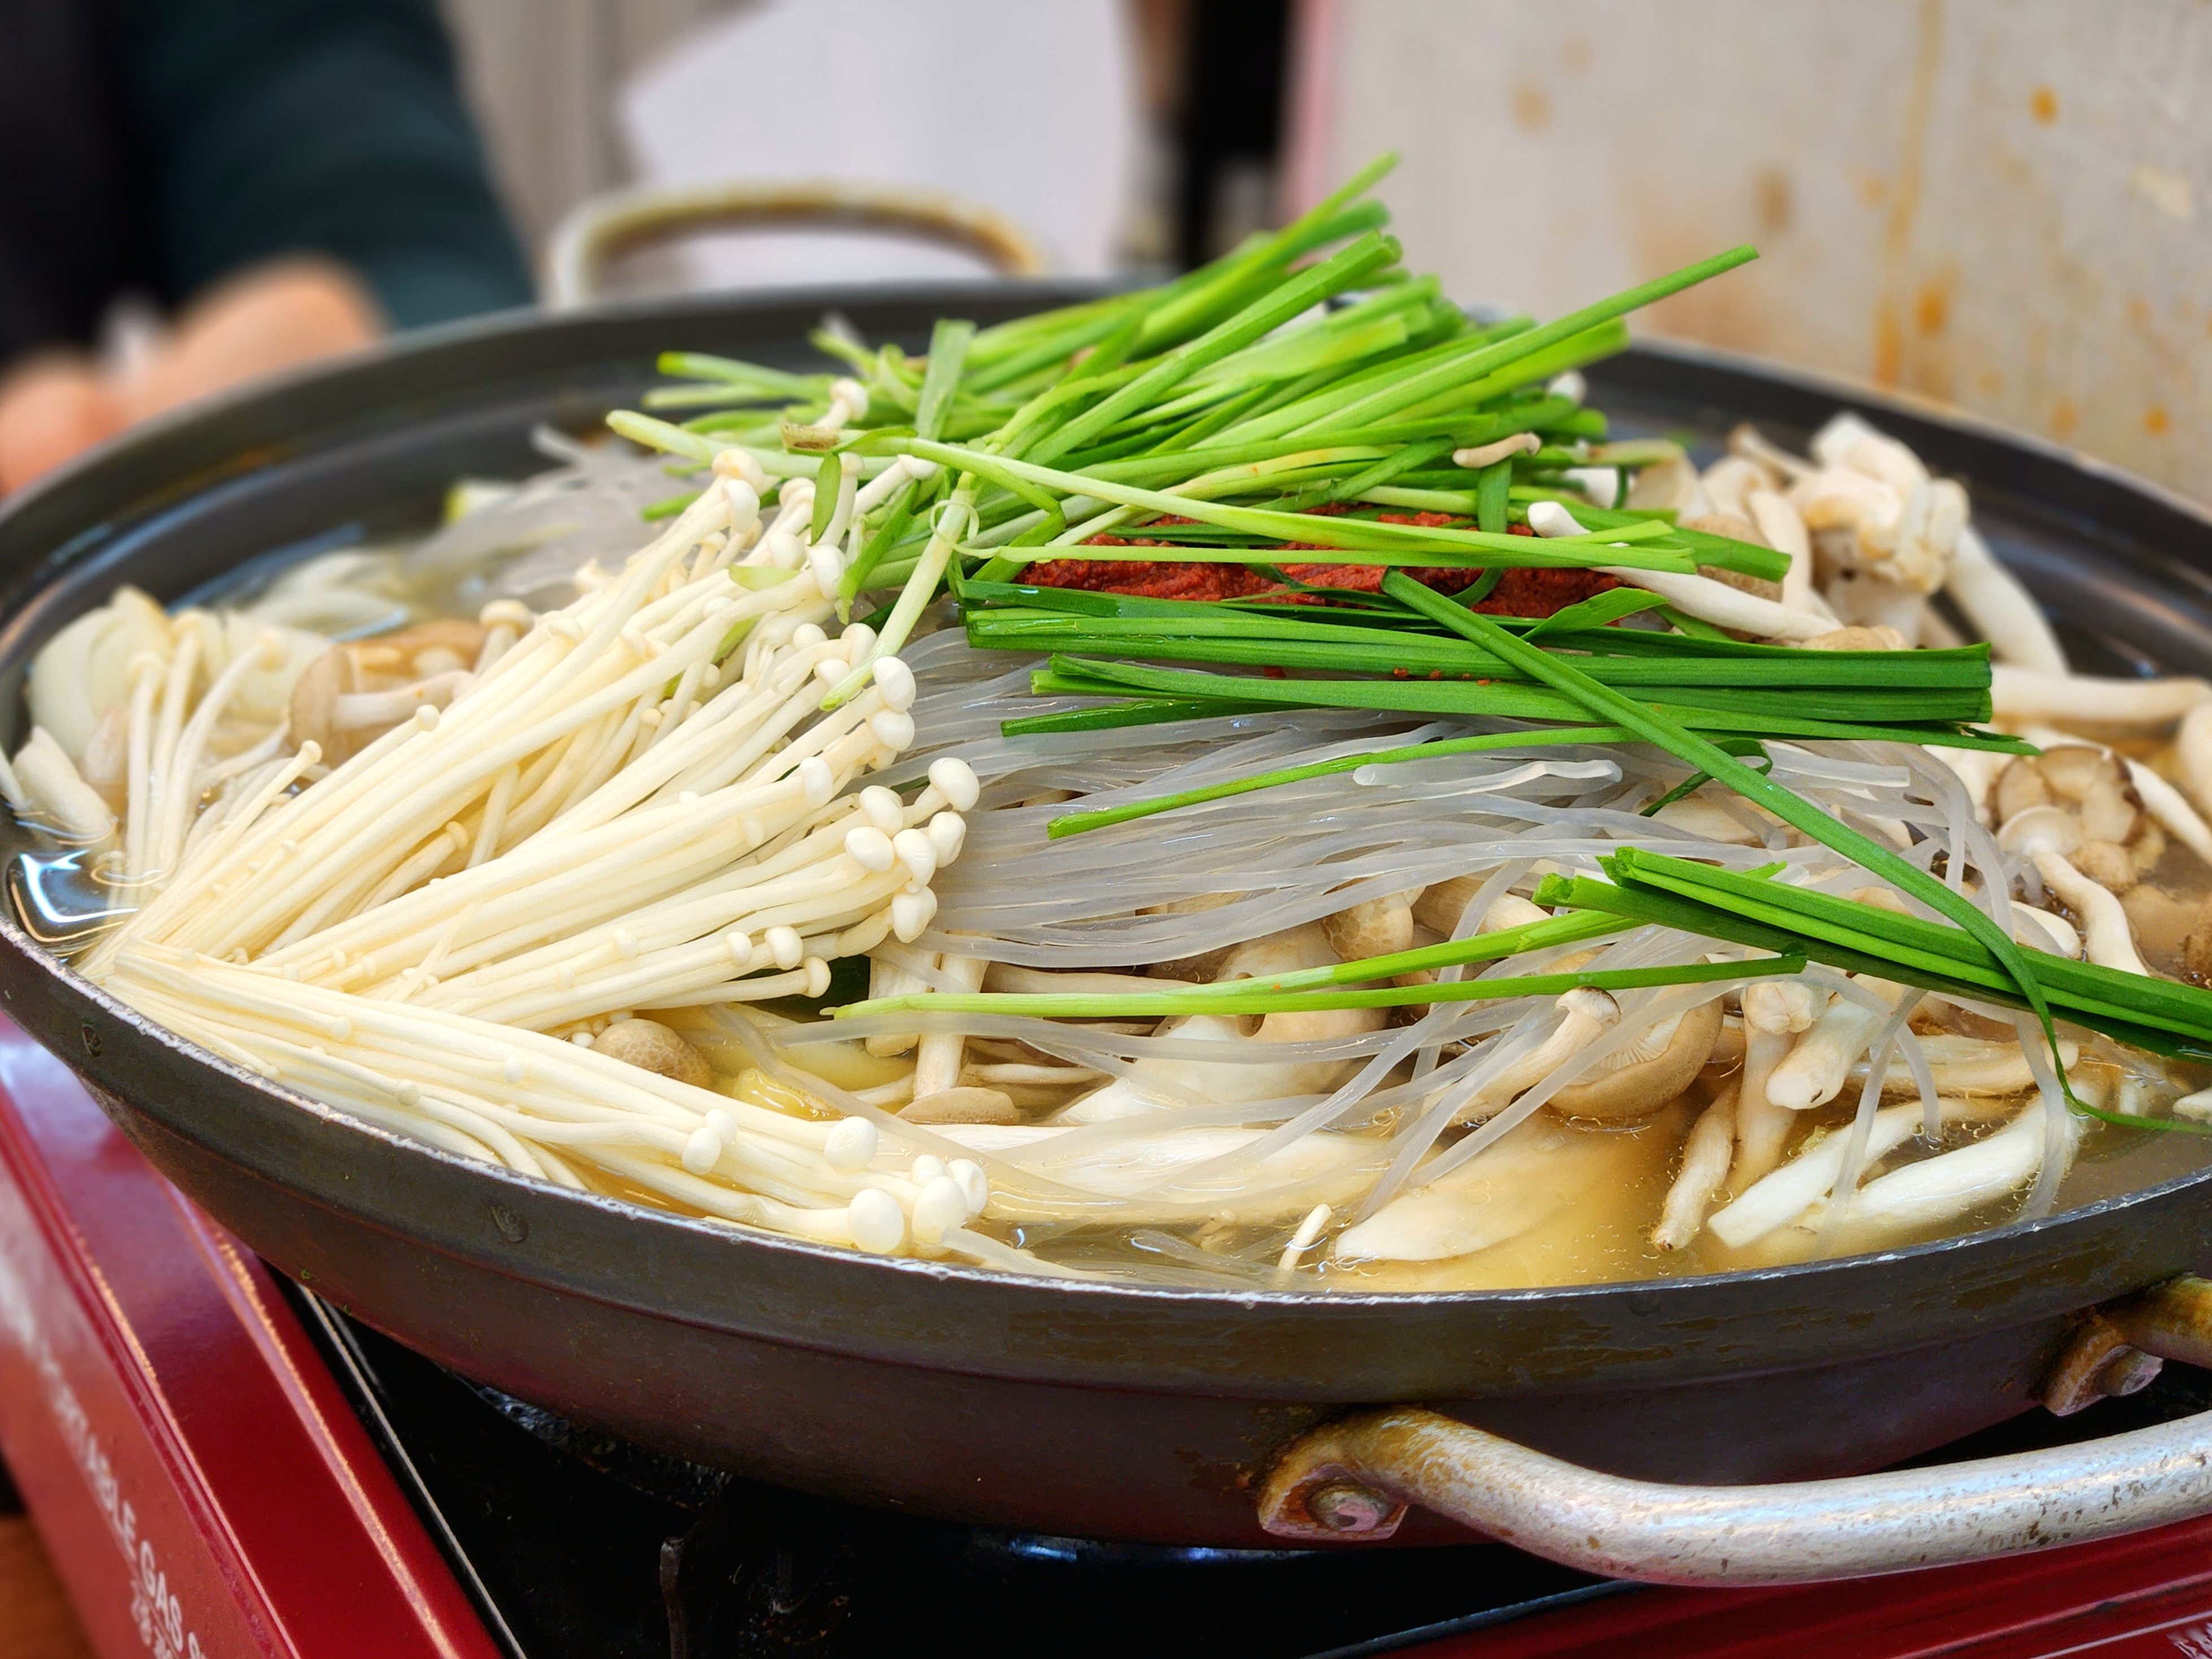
[
  {"left": 1766, "top": 977, "right": 1905, "bottom": 1111},
  {"left": 1732, "top": 977, "right": 1822, "bottom": 1182},
  {"left": 289, "top": 620, "right": 488, "bottom": 765},
  {"left": 1653, "top": 1080, "right": 1738, "bottom": 1250},
  {"left": 591, "top": 1018, "right": 712, "bottom": 1087},
  {"left": 1456, "top": 986, "right": 1621, "bottom": 1120},
  {"left": 1847, "top": 1102, "right": 2079, "bottom": 1234},
  {"left": 1547, "top": 995, "right": 1724, "bottom": 1122},
  {"left": 1321, "top": 891, "right": 1417, "bottom": 961},
  {"left": 900, "top": 1087, "right": 1021, "bottom": 1126},
  {"left": 1527, "top": 499, "right": 1833, "bottom": 641},
  {"left": 1945, "top": 525, "right": 2066, "bottom": 673},
  {"left": 1991, "top": 667, "right": 2211, "bottom": 727},
  {"left": 2031, "top": 851, "right": 2149, "bottom": 975}
]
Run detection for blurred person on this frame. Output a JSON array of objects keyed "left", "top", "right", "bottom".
[{"left": 0, "top": 0, "right": 532, "bottom": 495}]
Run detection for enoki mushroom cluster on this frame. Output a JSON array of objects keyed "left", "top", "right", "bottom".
[{"left": 58, "top": 483, "right": 1005, "bottom": 1262}]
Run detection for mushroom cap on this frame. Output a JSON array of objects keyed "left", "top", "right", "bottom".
[
  {"left": 589, "top": 1019, "right": 712, "bottom": 1088},
  {"left": 1548, "top": 996, "right": 1726, "bottom": 1124},
  {"left": 901, "top": 1087, "right": 1021, "bottom": 1126},
  {"left": 1997, "top": 803, "right": 2083, "bottom": 858}
]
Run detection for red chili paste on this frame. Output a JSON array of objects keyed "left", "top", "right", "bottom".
[{"left": 1021, "top": 511, "right": 1617, "bottom": 618}]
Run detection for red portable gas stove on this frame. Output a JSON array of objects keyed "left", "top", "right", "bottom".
[{"left": 1, "top": 1014, "right": 2209, "bottom": 1659}]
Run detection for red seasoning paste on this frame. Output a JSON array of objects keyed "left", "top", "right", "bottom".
[{"left": 1021, "top": 512, "right": 1617, "bottom": 618}]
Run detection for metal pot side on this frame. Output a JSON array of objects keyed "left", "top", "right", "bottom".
[{"left": 0, "top": 287, "right": 2206, "bottom": 1544}]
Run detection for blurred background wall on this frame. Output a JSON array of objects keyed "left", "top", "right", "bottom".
[
  {"left": 436, "top": 0, "right": 2208, "bottom": 501},
  {"left": 1287, "top": 0, "right": 2212, "bottom": 503}
]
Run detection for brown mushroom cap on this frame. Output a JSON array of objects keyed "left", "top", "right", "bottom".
[
  {"left": 590, "top": 1019, "right": 712, "bottom": 1088},
  {"left": 1547, "top": 996, "right": 1726, "bottom": 1124},
  {"left": 901, "top": 1086, "right": 1021, "bottom": 1125},
  {"left": 1322, "top": 893, "right": 1415, "bottom": 963}
]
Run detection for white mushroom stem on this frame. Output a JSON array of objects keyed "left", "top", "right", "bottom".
[
  {"left": 1733, "top": 1028, "right": 1795, "bottom": 1184},
  {"left": 1944, "top": 525, "right": 2066, "bottom": 673},
  {"left": 2031, "top": 851, "right": 2148, "bottom": 975},
  {"left": 1730, "top": 423, "right": 1815, "bottom": 483},
  {"left": 2128, "top": 759, "right": 2212, "bottom": 869},
  {"left": 1452, "top": 432, "right": 1540, "bottom": 469},
  {"left": 1850, "top": 1035, "right": 2078, "bottom": 1099},
  {"left": 1469, "top": 987, "right": 1621, "bottom": 1112},
  {"left": 1766, "top": 977, "right": 1904, "bottom": 1111},
  {"left": 912, "top": 953, "right": 987, "bottom": 1096},
  {"left": 1525, "top": 501, "right": 1832, "bottom": 640},
  {"left": 1709, "top": 1103, "right": 1929, "bottom": 1248},
  {"left": 2014, "top": 905, "right": 2082, "bottom": 959},
  {"left": 1653, "top": 1082, "right": 1736, "bottom": 1251},
  {"left": 1991, "top": 667, "right": 2211, "bottom": 726},
  {"left": 1746, "top": 489, "right": 1815, "bottom": 611}
]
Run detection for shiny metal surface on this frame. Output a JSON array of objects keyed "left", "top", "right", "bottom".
[
  {"left": 0, "top": 286, "right": 2207, "bottom": 1543},
  {"left": 546, "top": 178, "right": 1050, "bottom": 308},
  {"left": 1255, "top": 1399, "right": 2212, "bottom": 1581},
  {"left": 1261, "top": 1278, "right": 2212, "bottom": 1574}
]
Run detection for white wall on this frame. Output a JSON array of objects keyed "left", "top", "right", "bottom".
[{"left": 1287, "top": 0, "right": 2212, "bottom": 501}]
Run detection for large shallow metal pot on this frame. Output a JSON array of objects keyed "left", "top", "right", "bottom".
[{"left": 1, "top": 286, "right": 2209, "bottom": 1575}]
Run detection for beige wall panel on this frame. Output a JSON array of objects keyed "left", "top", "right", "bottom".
[{"left": 1290, "top": 0, "right": 2212, "bottom": 499}]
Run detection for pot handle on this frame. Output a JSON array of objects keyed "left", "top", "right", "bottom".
[
  {"left": 1257, "top": 1274, "right": 2212, "bottom": 1584},
  {"left": 545, "top": 179, "right": 1051, "bottom": 308}
]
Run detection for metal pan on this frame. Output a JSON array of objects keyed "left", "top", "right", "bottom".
[{"left": 1, "top": 286, "right": 2209, "bottom": 1571}]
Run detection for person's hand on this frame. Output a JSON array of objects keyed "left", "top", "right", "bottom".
[{"left": 0, "top": 257, "right": 382, "bottom": 494}]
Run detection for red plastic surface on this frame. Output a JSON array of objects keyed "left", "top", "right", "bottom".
[
  {"left": 1409, "top": 1518, "right": 2212, "bottom": 1658},
  {"left": 1, "top": 1006, "right": 2211, "bottom": 1658},
  {"left": 0, "top": 1019, "right": 500, "bottom": 1659}
]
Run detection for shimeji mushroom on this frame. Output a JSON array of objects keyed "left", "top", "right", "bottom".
[
  {"left": 1451, "top": 986, "right": 1622, "bottom": 1121},
  {"left": 1527, "top": 500, "right": 1834, "bottom": 641},
  {"left": 1945, "top": 525, "right": 2066, "bottom": 673},
  {"left": 1991, "top": 667, "right": 2211, "bottom": 727},
  {"left": 903, "top": 952, "right": 1019, "bottom": 1124},
  {"left": 1765, "top": 977, "right": 1909, "bottom": 1112},
  {"left": 2031, "top": 851, "right": 2150, "bottom": 975},
  {"left": 288, "top": 620, "right": 487, "bottom": 765},
  {"left": 1733, "top": 977, "right": 1823, "bottom": 1182},
  {"left": 1847, "top": 1033, "right": 2079, "bottom": 1100},
  {"left": 1843, "top": 1100, "right": 2082, "bottom": 1237},
  {"left": 1991, "top": 739, "right": 2169, "bottom": 898},
  {"left": 1709, "top": 415, "right": 2085, "bottom": 668},
  {"left": 1653, "top": 1080, "right": 1738, "bottom": 1251},
  {"left": 1545, "top": 995, "right": 1724, "bottom": 1122}
]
